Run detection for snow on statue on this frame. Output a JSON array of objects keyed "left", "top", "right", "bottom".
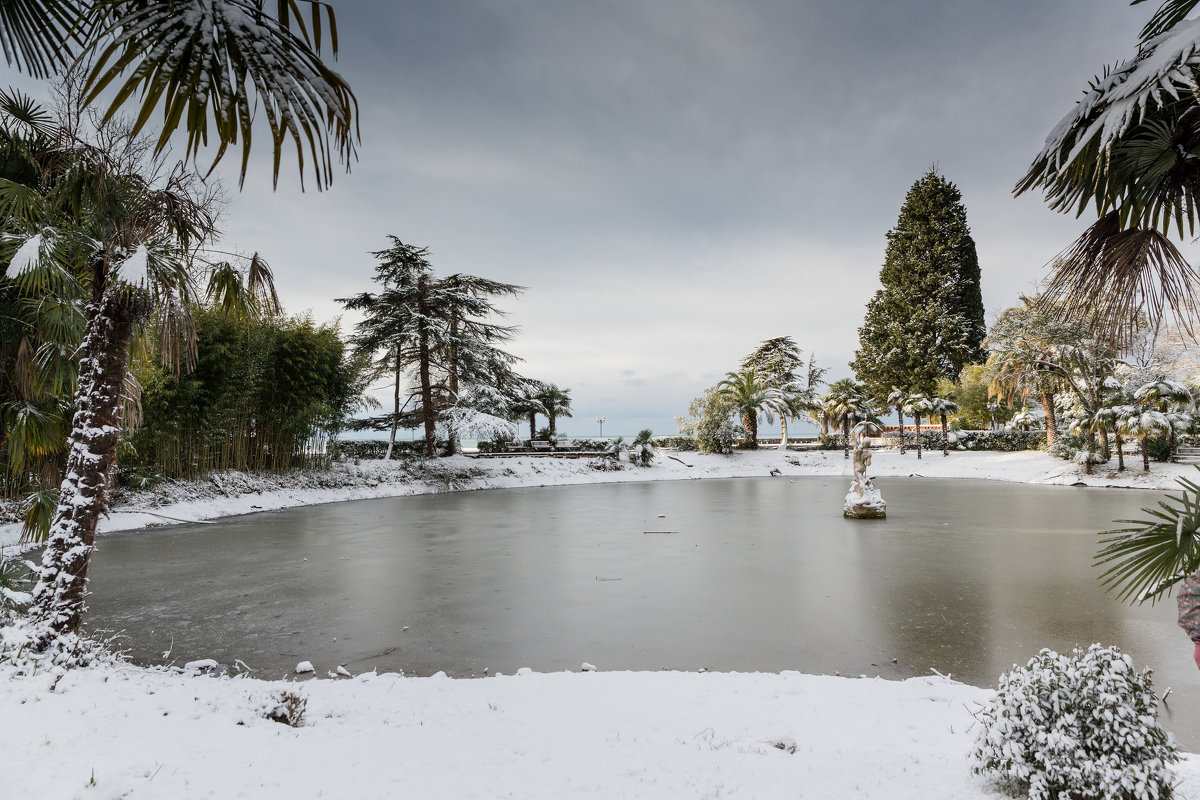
[{"left": 843, "top": 422, "right": 886, "bottom": 519}]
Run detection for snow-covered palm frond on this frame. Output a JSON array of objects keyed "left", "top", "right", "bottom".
[
  {"left": 0, "top": 0, "right": 85, "bottom": 79},
  {"left": 1008, "top": 410, "right": 1042, "bottom": 430},
  {"left": 83, "top": 0, "right": 358, "bottom": 189},
  {"left": 1123, "top": 409, "right": 1172, "bottom": 436},
  {"left": 1018, "top": 7, "right": 1200, "bottom": 344},
  {"left": 1025, "top": 18, "right": 1200, "bottom": 191},
  {"left": 928, "top": 397, "right": 959, "bottom": 416},
  {"left": 902, "top": 393, "right": 934, "bottom": 416},
  {"left": 1134, "top": 377, "right": 1193, "bottom": 408}
]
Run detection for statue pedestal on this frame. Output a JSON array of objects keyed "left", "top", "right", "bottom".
[{"left": 844, "top": 477, "right": 886, "bottom": 519}]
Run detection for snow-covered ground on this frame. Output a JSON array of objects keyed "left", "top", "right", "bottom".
[
  {"left": 1, "top": 446, "right": 1188, "bottom": 551},
  {"left": 5, "top": 658, "right": 1196, "bottom": 800},
  {"left": 6, "top": 447, "right": 1200, "bottom": 798}
]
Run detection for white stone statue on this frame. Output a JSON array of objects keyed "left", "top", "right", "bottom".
[{"left": 844, "top": 422, "right": 886, "bottom": 519}]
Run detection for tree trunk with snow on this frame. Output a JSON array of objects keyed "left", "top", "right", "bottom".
[
  {"left": 385, "top": 358, "right": 400, "bottom": 461},
  {"left": 778, "top": 418, "right": 788, "bottom": 450},
  {"left": 1142, "top": 435, "right": 1151, "bottom": 471},
  {"left": 940, "top": 414, "right": 949, "bottom": 457},
  {"left": 28, "top": 290, "right": 135, "bottom": 646},
  {"left": 446, "top": 315, "right": 461, "bottom": 455},
  {"left": 1096, "top": 426, "right": 1110, "bottom": 462},
  {"left": 895, "top": 406, "right": 906, "bottom": 454},
  {"left": 416, "top": 275, "right": 437, "bottom": 457},
  {"left": 914, "top": 413, "right": 923, "bottom": 459},
  {"left": 842, "top": 416, "right": 850, "bottom": 460},
  {"left": 1115, "top": 431, "right": 1125, "bottom": 471},
  {"left": 1041, "top": 392, "right": 1057, "bottom": 445}
]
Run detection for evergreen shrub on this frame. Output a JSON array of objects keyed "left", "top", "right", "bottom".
[
  {"left": 652, "top": 436, "right": 698, "bottom": 451},
  {"left": 1146, "top": 436, "right": 1172, "bottom": 463},
  {"left": 972, "top": 644, "right": 1177, "bottom": 800}
]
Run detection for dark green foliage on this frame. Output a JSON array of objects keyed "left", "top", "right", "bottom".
[
  {"left": 853, "top": 170, "right": 986, "bottom": 398},
  {"left": 1096, "top": 467, "right": 1200, "bottom": 605},
  {"left": 938, "top": 367, "right": 1013, "bottom": 431},
  {"left": 1145, "top": 435, "right": 1172, "bottom": 463},
  {"left": 329, "top": 439, "right": 435, "bottom": 460},
  {"left": 121, "top": 309, "right": 364, "bottom": 482}
]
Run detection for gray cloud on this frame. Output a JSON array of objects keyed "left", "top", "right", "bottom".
[{"left": 1, "top": 0, "right": 1168, "bottom": 436}]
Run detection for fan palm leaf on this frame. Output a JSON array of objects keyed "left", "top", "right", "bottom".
[{"left": 1096, "top": 468, "right": 1200, "bottom": 603}]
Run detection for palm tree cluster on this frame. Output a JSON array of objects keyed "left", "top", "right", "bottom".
[
  {"left": 985, "top": 294, "right": 1198, "bottom": 471},
  {"left": 697, "top": 336, "right": 825, "bottom": 452}
]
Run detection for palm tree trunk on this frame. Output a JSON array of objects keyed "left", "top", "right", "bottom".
[
  {"left": 1115, "top": 432, "right": 1125, "bottom": 471},
  {"left": 1041, "top": 392, "right": 1057, "bottom": 445},
  {"left": 528, "top": 412, "right": 536, "bottom": 441},
  {"left": 1097, "top": 426, "right": 1110, "bottom": 462},
  {"left": 842, "top": 417, "right": 850, "bottom": 460},
  {"left": 28, "top": 292, "right": 134, "bottom": 646},
  {"left": 779, "top": 418, "right": 788, "bottom": 451},
  {"left": 896, "top": 406, "right": 906, "bottom": 454},
  {"left": 549, "top": 414, "right": 557, "bottom": 439},
  {"left": 941, "top": 414, "right": 949, "bottom": 457},
  {"left": 745, "top": 414, "right": 758, "bottom": 449},
  {"left": 1143, "top": 436, "right": 1151, "bottom": 471},
  {"left": 915, "top": 413, "right": 923, "bottom": 459}
]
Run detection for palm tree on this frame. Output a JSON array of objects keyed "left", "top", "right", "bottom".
[
  {"left": 824, "top": 381, "right": 873, "bottom": 460},
  {"left": 6, "top": 96, "right": 219, "bottom": 649},
  {"left": 903, "top": 393, "right": 934, "bottom": 460},
  {"left": 715, "top": 368, "right": 787, "bottom": 449},
  {"left": 537, "top": 384, "right": 573, "bottom": 441},
  {"left": 1016, "top": 0, "right": 1200, "bottom": 345},
  {"left": 1122, "top": 410, "right": 1172, "bottom": 472},
  {"left": 0, "top": 0, "right": 358, "bottom": 190},
  {"left": 1099, "top": 405, "right": 1136, "bottom": 472},
  {"left": 511, "top": 384, "right": 547, "bottom": 442},
  {"left": 986, "top": 297, "right": 1069, "bottom": 446},
  {"left": 886, "top": 387, "right": 909, "bottom": 454},
  {"left": 741, "top": 337, "right": 826, "bottom": 448},
  {"left": 1134, "top": 378, "right": 1194, "bottom": 459},
  {"left": 928, "top": 396, "right": 959, "bottom": 457}
]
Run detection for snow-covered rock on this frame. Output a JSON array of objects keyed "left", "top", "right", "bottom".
[{"left": 295, "top": 660, "right": 315, "bottom": 675}]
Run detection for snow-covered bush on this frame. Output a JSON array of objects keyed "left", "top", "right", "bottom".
[
  {"left": 695, "top": 416, "right": 738, "bottom": 455},
  {"left": 1047, "top": 435, "right": 1090, "bottom": 461},
  {"left": 972, "top": 644, "right": 1177, "bottom": 800},
  {"left": 260, "top": 689, "right": 307, "bottom": 727}
]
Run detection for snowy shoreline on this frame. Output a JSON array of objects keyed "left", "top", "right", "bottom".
[
  {"left": 1, "top": 447, "right": 1187, "bottom": 552},
  {"left": 6, "top": 448, "right": 1200, "bottom": 797}
]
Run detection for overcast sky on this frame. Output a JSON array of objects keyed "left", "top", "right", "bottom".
[{"left": 3, "top": 1, "right": 1166, "bottom": 436}]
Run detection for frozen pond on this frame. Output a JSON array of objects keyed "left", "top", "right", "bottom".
[{"left": 85, "top": 476, "right": 1200, "bottom": 745}]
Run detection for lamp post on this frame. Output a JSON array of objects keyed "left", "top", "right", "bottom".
[{"left": 596, "top": 416, "right": 606, "bottom": 438}]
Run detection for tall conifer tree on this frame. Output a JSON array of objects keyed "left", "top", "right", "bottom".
[{"left": 852, "top": 169, "right": 985, "bottom": 398}]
